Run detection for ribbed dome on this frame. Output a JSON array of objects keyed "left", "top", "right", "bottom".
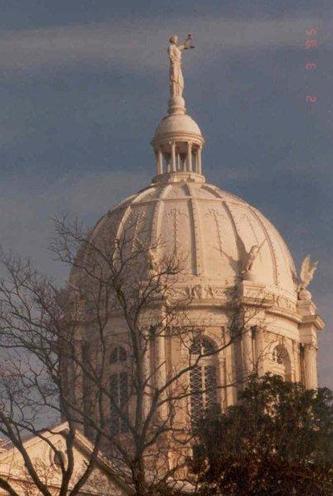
[
  {"left": 153, "top": 114, "right": 203, "bottom": 141},
  {"left": 93, "top": 180, "right": 298, "bottom": 299}
]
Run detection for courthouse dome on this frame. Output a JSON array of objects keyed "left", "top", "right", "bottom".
[
  {"left": 91, "top": 48, "right": 298, "bottom": 300},
  {"left": 93, "top": 179, "right": 298, "bottom": 298},
  {"left": 68, "top": 36, "right": 324, "bottom": 464}
]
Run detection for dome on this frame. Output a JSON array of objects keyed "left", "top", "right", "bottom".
[
  {"left": 67, "top": 37, "right": 324, "bottom": 469},
  {"left": 153, "top": 113, "right": 203, "bottom": 144},
  {"left": 93, "top": 180, "right": 298, "bottom": 299}
]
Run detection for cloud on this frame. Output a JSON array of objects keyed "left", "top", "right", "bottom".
[
  {"left": 0, "top": 169, "right": 148, "bottom": 279},
  {"left": 0, "top": 14, "right": 328, "bottom": 74}
]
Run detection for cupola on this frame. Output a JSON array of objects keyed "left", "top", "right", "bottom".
[{"left": 151, "top": 34, "right": 205, "bottom": 183}]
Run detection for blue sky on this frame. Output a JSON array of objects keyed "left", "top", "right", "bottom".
[{"left": 0, "top": 0, "right": 332, "bottom": 386}]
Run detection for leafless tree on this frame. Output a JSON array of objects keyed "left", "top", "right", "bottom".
[{"left": 0, "top": 217, "right": 269, "bottom": 496}]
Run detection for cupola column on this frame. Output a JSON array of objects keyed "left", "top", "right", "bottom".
[
  {"left": 171, "top": 142, "right": 177, "bottom": 172},
  {"left": 177, "top": 153, "right": 181, "bottom": 171},
  {"left": 156, "top": 148, "right": 163, "bottom": 175},
  {"left": 197, "top": 147, "right": 202, "bottom": 175},
  {"left": 187, "top": 142, "right": 193, "bottom": 172}
]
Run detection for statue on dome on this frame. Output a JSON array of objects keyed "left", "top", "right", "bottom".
[
  {"left": 298, "top": 255, "right": 318, "bottom": 300},
  {"left": 168, "top": 34, "right": 194, "bottom": 99},
  {"left": 241, "top": 240, "right": 266, "bottom": 279},
  {"left": 242, "top": 245, "right": 260, "bottom": 274},
  {"left": 135, "top": 239, "right": 159, "bottom": 278}
]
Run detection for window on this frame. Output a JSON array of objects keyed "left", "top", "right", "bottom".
[
  {"left": 190, "top": 336, "right": 218, "bottom": 427},
  {"left": 272, "top": 344, "right": 290, "bottom": 366},
  {"left": 110, "top": 346, "right": 127, "bottom": 364},
  {"left": 272, "top": 346, "right": 284, "bottom": 364},
  {"left": 110, "top": 346, "right": 129, "bottom": 435},
  {"left": 271, "top": 344, "right": 291, "bottom": 380}
]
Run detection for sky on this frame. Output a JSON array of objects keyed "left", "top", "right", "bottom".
[{"left": 0, "top": 0, "right": 332, "bottom": 386}]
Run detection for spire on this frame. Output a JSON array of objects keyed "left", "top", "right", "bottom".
[{"left": 151, "top": 35, "right": 205, "bottom": 184}]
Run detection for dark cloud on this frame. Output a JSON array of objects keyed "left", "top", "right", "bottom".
[{"left": 0, "top": 0, "right": 330, "bottom": 31}]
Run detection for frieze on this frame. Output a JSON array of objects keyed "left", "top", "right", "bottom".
[
  {"left": 167, "top": 284, "right": 230, "bottom": 302},
  {"left": 140, "top": 280, "right": 298, "bottom": 316},
  {"left": 243, "top": 288, "right": 296, "bottom": 313},
  {"left": 170, "top": 285, "right": 295, "bottom": 310},
  {"left": 263, "top": 293, "right": 296, "bottom": 312}
]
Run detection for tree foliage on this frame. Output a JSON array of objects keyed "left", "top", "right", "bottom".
[{"left": 194, "top": 374, "right": 333, "bottom": 496}]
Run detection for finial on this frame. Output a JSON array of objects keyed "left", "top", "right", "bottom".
[{"left": 168, "top": 34, "right": 194, "bottom": 115}]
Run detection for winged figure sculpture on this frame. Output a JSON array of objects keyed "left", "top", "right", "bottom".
[{"left": 299, "top": 255, "right": 318, "bottom": 291}]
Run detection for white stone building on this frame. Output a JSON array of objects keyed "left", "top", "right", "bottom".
[
  {"left": 0, "top": 37, "right": 324, "bottom": 494},
  {"left": 0, "top": 423, "right": 130, "bottom": 495}
]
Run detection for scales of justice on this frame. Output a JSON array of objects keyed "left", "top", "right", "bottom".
[{"left": 168, "top": 34, "right": 194, "bottom": 114}]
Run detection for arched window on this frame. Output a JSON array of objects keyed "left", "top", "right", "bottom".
[
  {"left": 272, "top": 346, "right": 284, "bottom": 364},
  {"left": 110, "top": 346, "right": 129, "bottom": 435},
  {"left": 110, "top": 346, "right": 127, "bottom": 364},
  {"left": 190, "top": 336, "right": 218, "bottom": 427},
  {"left": 271, "top": 344, "right": 291, "bottom": 380}
]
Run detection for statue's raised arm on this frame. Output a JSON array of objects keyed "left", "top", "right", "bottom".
[
  {"left": 180, "top": 34, "right": 195, "bottom": 50},
  {"left": 168, "top": 34, "right": 194, "bottom": 100}
]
